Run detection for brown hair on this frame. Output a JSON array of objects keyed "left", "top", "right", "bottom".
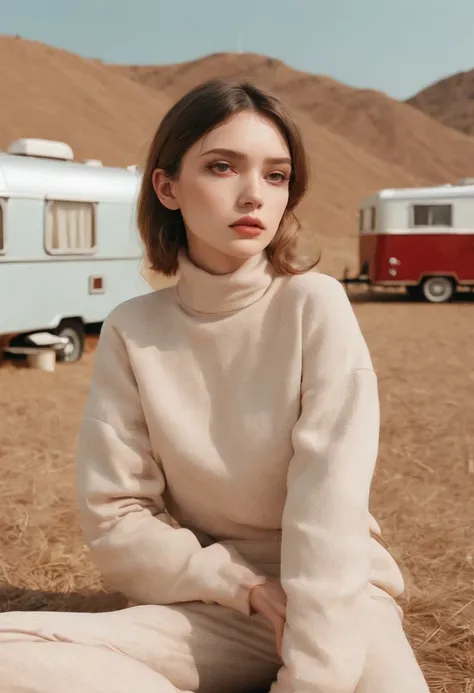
[{"left": 137, "top": 78, "right": 315, "bottom": 276}]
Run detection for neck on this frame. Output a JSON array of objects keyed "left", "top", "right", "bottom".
[
  {"left": 186, "top": 243, "right": 249, "bottom": 276},
  {"left": 176, "top": 249, "right": 275, "bottom": 315}
]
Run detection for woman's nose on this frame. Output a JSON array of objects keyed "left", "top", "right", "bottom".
[{"left": 237, "top": 176, "right": 263, "bottom": 208}]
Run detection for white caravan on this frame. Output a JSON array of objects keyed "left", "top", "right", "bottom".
[{"left": 0, "top": 138, "right": 152, "bottom": 363}]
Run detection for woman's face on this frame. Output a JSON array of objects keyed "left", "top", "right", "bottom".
[{"left": 153, "top": 110, "right": 292, "bottom": 273}]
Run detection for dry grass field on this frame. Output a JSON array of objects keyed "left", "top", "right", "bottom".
[{"left": 0, "top": 291, "right": 473, "bottom": 691}]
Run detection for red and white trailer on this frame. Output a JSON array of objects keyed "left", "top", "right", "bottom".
[{"left": 342, "top": 181, "right": 474, "bottom": 302}]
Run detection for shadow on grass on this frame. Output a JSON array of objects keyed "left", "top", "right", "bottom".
[{"left": 0, "top": 585, "right": 128, "bottom": 613}]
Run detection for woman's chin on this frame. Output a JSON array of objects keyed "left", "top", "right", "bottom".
[{"left": 223, "top": 236, "right": 272, "bottom": 258}]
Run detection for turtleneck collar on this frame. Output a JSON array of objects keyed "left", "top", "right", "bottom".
[{"left": 176, "top": 249, "right": 275, "bottom": 315}]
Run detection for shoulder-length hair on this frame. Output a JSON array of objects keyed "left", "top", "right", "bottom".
[{"left": 137, "top": 78, "right": 315, "bottom": 276}]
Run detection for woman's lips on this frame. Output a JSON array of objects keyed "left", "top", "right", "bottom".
[
  {"left": 229, "top": 216, "right": 265, "bottom": 238},
  {"left": 230, "top": 224, "right": 264, "bottom": 238}
]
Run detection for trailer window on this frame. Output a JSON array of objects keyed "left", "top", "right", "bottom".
[
  {"left": 0, "top": 200, "right": 4, "bottom": 254},
  {"left": 412, "top": 204, "right": 452, "bottom": 227},
  {"left": 45, "top": 200, "right": 96, "bottom": 255},
  {"left": 370, "top": 206, "right": 376, "bottom": 230},
  {"left": 359, "top": 206, "right": 376, "bottom": 233}
]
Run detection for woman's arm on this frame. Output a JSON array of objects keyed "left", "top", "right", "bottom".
[
  {"left": 272, "top": 276, "right": 380, "bottom": 693},
  {"left": 76, "top": 307, "right": 265, "bottom": 616}
]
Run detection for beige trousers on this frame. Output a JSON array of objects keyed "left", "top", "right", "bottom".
[{"left": 0, "top": 542, "right": 429, "bottom": 693}]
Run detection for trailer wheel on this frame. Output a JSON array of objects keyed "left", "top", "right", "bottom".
[
  {"left": 55, "top": 320, "right": 85, "bottom": 363},
  {"left": 421, "top": 276, "right": 455, "bottom": 303}
]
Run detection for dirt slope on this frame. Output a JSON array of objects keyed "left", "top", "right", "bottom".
[
  {"left": 407, "top": 69, "right": 474, "bottom": 136},
  {"left": 2, "top": 36, "right": 473, "bottom": 270},
  {"left": 113, "top": 52, "right": 474, "bottom": 183},
  {"left": 0, "top": 37, "right": 426, "bottom": 274},
  {"left": 0, "top": 35, "right": 172, "bottom": 166}
]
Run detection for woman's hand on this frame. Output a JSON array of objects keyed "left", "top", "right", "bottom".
[{"left": 249, "top": 579, "right": 287, "bottom": 658}]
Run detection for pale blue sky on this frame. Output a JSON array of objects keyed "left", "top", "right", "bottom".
[{"left": 3, "top": 0, "right": 474, "bottom": 99}]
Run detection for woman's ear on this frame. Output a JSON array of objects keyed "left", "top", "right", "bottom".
[{"left": 152, "top": 169, "right": 180, "bottom": 211}]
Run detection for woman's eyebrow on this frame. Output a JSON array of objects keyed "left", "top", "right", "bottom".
[{"left": 200, "top": 147, "right": 292, "bottom": 166}]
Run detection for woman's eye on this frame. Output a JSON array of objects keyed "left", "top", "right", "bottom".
[
  {"left": 210, "top": 162, "right": 231, "bottom": 173},
  {"left": 207, "top": 162, "right": 290, "bottom": 182},
  {"left": 267, "top": 171, "right": 290, "bottom": 183}
]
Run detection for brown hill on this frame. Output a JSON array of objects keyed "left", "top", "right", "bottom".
[
  {"left": 406, "top": 70, "right": 474, "bottom": 136},
  {"left": 113, "top": 52, "right": 474, "bottom": 184},
  {"left": 0, "top": 35, "right": 172, "bottom": 166},
  {"left": 4, "top": 37, "right": 473, "bottom": 274},
  {"left": 0, "top": 37, "right": 421, "bottom": 275}
]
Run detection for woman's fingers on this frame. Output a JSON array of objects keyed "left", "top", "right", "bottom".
[
  {"left": 274, "top": 615, "right": 285, "bottom": 659},
  {"left": 249, "top": 580, "right": 287, "bottom": 657},
  {"left": 274, "top": 600, "right": 286, "bottom": 619},
  {"left": 258, "top": 603, "right": 285, "bottom": 659}
]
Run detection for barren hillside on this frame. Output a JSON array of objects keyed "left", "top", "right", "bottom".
[
  {"left": 407, "top": 69, "right": 474, "bottom": 136},
  {"left": 6, "top": 38, "right": 474, "bottom": 274},
  {"left": 0, "top": 37, "right": 423, "bottom": 275},
  {"left": 0, "top": 35, "right": 172, "bottom": 166},
  {"left": 113, "top": 52, "right": 474, "bottom": 183}
]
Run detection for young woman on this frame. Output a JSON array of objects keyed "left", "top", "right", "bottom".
[{"left": 0, "top": 79, "right": 430, "bottom": 693}]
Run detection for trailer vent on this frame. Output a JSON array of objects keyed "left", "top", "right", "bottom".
[
  {"left": 82, "top": 159, "right": 103, "bottom": 167},
  {"left": 7, "top": 138, "right": 74, "bottom": 161},
  {"left": 456, "top": 178, "right": 474, "bottom": 186}
]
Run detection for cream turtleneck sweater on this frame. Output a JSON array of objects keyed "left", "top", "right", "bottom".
[{"left": 76, "top": 250, "right": 405, "bottom": 693}]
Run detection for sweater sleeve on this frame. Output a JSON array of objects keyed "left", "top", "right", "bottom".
[
  {"left": 75, "top": 307, "right": 265, "bottom": 616},
  {"left": 272, "top": 277, "right": 380, "bottom": 693}
]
